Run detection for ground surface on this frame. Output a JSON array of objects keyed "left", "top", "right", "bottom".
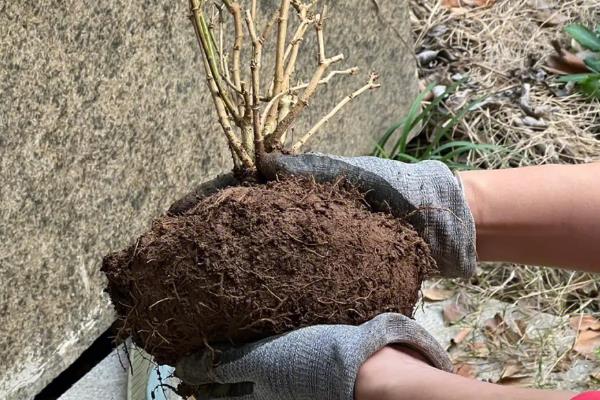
[{"left": 409, "top": 0, "right": 600, "bottom": 389}]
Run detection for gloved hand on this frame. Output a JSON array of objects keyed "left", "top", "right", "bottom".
[
  {"left": 168, "top": 173, "right": 238, "bottom": 216},
  {"left": 260, "top": 153, "right": 477, "bottom": 278},
  {"left": 175, "top": 313, "right": 453, "bottom": 400}
]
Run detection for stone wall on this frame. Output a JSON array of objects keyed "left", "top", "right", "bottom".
[{"left": 0, "top": 1, "right": 416, "bottom": 398}]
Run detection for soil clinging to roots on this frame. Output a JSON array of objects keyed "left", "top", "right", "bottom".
[{"left": 102, "top": 178, "right": 436, "bottom": 365}]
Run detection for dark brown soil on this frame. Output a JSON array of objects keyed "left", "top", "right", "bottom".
[{"left": 102, "top": 178, "right": 436, "bottom": 365}]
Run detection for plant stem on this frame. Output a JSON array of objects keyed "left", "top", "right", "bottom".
[
  {"left": 241, "top": 82, "right": 254, "bottom": 155},
  {"left": 291, "top": 73, "right": 381, "bottom": 152},
  {"left": 222, "top": 0, "right": 244, "bottom": 93},
  {"left": 190, "top": 0, "right": 241, "bottom": 123},
  {"left": 282, "top": 3, "right": 311, "bottom": 92},
  {"left": 266, "top": 9, "right": 344, "bottom": 149},
  {"left": 260, "top": 68, "right": 359, "bottom": 127},
  {"left": 190, "top": 0, "right": 252, "bottom": 168},
  {"left": 245, "top": 10, "right": 265, "bottom": 159},
  {"left": 263, "top": 0, "right": 291, "bottom": 137},
  {"left": 201, "top": 40, "right": 254, "bottom": 168}
]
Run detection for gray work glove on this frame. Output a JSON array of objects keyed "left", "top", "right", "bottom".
[
  {"left": 260, "top": 153, "right": 477, "bottom": 278},
  {"left": 175, "top": 313, "right": 453, "bottom": 400},
  {"left": 168, "top": 173, "right": 238, "bottom": 216}
]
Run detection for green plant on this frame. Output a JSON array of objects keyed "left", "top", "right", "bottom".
[
  {"left": 373, "top": 82, "right": 499, "bottom": 170},
  {"left": 558, "top": 24, "right": 600, "bottom": 99}
]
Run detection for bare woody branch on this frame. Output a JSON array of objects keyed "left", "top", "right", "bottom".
[
  {"left": 291, "top": 73, "right": 381, "bottom": 153},
  {"left": 262, "top": 0, "right": 292, "bottom": 137},
  {"left": 266, "top": 9, "right": 344, "bottom": 149},
  {"left": 244, "top": 10, "right": 265, "bottom": 157},
  {"left": 222, "top": 0, "right": 244, "bottom": 93},
  {"left": 241, "top": 82, "right": 253, "bottom": 154},
  {"left": 251, "top": 0, "right": 257, "bottom": 21},
  {"left": 190, "top": 0, "right": 241, "bottom": 122},
  {"left": 261, "top": 67, "right": 359, "bottom": 127},
  {"left": 190, "top": 0, "right": 380, "bottom": 172},
  {"left": 282, "top": 3, "right": 312, "bottom": 92},
  {"left": 201, "top": 45, "right": 254, "bottom": 168}
]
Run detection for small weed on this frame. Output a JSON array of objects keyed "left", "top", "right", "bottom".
[
  {"left": 558, "top": 24, "right": 600, "bottom": 99},
  {"left": 373, "top": 81, "right": 500, "bottom": 169}
]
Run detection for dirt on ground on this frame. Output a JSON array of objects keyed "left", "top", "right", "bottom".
[{"left": 102, "top": 178, "right": 436, "bottom": 365}]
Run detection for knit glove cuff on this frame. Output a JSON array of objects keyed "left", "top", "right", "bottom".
[{"left": 176, "top": 313, "right": 453, "bottom": 400}]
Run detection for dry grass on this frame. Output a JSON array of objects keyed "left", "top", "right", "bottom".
[
  {"left": 411, "top": 0, "right": 600, "bottom": 168},
  {"left": 410, "top": 0, "right": 600, "bottom": 388}
]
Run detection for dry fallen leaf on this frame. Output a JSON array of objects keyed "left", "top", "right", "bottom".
[
  {"left": 528, "top": 1, "right": 568, "bottom": 27},
  {"left": 443, "top": 302, "right": 467, "bottom": 325},
  {"left": 452, "top": 327, "right": 474, "bottom": 345},
  {"left": 546, "top": 53, "right": 589, "bottom": 74},
  {"left": 442, "top": 0, "right": 496, "bottom": 8},
  {"left": 513, "top": 319, "right": 528, "bottom": 337},
  {"left": 455, "top": 362, "right": 478, "bottom": 378},
  {"left": 416, "top": 50, "right": 440, "bottom": 66},
  {"left": 467, "top": 342, "right": 491, "bottom": 357},
  {"left": 495, "top": 362, "right": 533, "bottom": 386},
  {"left": 520, "top": 116, "right": 548, "bottom": 130},
  {"left": 569, "top": 315, "right": 600, "bottom": 332},
  {"left": 483, "top": 313, "right": 506, "bottom": 334},
  {"left": 497, "top": 376, "right": 535, "bottom": 386},
  {"left": 573, "top": 330, "right": 600, "bottom": 356},
  {"left": 546, "top": 41, "right": 590, "bottom": 75},
  {"left": 423, "top": 287, "right": 455, "bottom": 302}
]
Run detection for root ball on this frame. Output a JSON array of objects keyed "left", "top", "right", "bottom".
[{"left": 102, "top": 178, "right": 436, "bottom": 365}]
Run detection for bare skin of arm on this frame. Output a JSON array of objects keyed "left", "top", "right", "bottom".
[
  {"left": 357, "top": 163, "right": 600, "bottom": 400},
  {"left": 356, "top": 346, "right": 574, "bottom": 400},
  {"left": 460, "top": 162, "right": 600, "bottom": 272}
]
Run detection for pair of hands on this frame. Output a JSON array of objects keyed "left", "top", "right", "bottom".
[{"left": 170, "top": 153, "right": 477, "bottom": 399}]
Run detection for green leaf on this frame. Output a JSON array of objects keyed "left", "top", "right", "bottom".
[
  {"left": 388, "top": 82, "right": 438, "bottom": 156},
  {"left": 372, "top": 143, "right": 390, "bottom": 159},
  {"left": 425, "top": 96, "right": 487, "bottom": 155},
  {"left": 373, "top": 82, "right": 439, "bottom": 158},
  {"left": 372, "top": 122, "right": 404, "bottom": 157},
  {"left": 392, "top": 153, "right": 421, "bottom": 163},
  {"left": 557, "top": 73, "right": 597, "bottom": 83},
  {"left": 430, "top": 141, "right": 499, "bottom": 157},
  {"left": 584, "top": 57, "right": 600, "bottom": 73},
  {"left": 579, "top": 76, "right": 600, "bottom": 99},
  {"left": 439, "top": 143, "right": 499, "bottom": 162},
  {"left": 565, "top": 24, "right": 600, "bottom": 51}
]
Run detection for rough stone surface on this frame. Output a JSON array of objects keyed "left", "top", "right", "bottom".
[{"left": 0, "top": 1, "right": 416, "bottom": 399}]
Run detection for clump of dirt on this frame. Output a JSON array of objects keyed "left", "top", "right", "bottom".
[{"left": 102, "top": 178, "right": 436, "bottom": 365}]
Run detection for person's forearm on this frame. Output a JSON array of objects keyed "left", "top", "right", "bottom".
[
  {"left": 458, "top": 163, "right": 600, "bottom": 273},
  {"left": 356, "top": 346, "right": 574, "bottom": 400}
]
